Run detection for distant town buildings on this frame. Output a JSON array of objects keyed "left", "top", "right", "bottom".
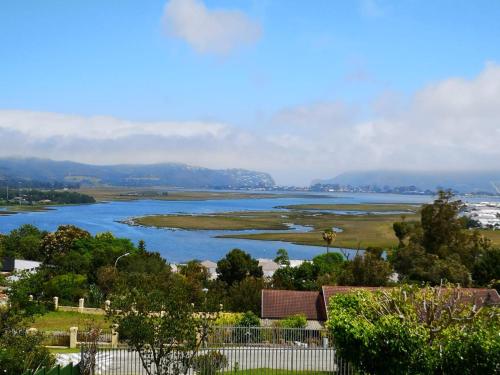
[{"left": 464, "top": 202, "right": 500, "bottom": 229}]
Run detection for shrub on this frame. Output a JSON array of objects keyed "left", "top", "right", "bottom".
[
  {"left": 191, "top": 351, "right": 228, "bottom": 375},
  {"left": 44, "top": 273, "right": 87, "bottom": 304},
  {"left": 237, "top": 311, "right": 260, "bottom": 327},
  {"left": 214, "top": 312, "right": 243, "bottom": 326},
  {"left": 327, "top": 285, "right": 500, "bottom": 375},
  {"left": 278, "top": 314, "right": 307, "bottom": 328}
]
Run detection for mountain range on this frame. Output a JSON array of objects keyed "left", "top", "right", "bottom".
[
  {"left": 313, "top": 171, "right": 500, "bottom": 194},
  {"left": 0, "top": 158, "right": 275, "bottom": 189}
]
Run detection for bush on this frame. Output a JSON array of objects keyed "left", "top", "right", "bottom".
[
  {"left": 0, "top": 330, "right": 55, "bottom": 374},
  {"left": 327, "top": 285, "right": 500, "bottom": 375},
  {"left": 214, "top": 312, "right": 243, "bottom": 326},
  {"left": 278, "top": 314, "right": 307, "bottom": 328},
  {"left": 191, "top": 351, "right": 228, "bottom": 375},
  {"left": 44, "top": 273, "right": 87, "bottom": 304},
  {"left": 237, "top": 311, "right": 260, "bottom": 327}
]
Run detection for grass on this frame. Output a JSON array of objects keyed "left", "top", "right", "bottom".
[
  {"left": 133, "top": 212, "right": 290, "bottom": 230},
  {"left": 277, "top": 203, "right": 420, "bottom": 212},
  {"left": 0, "top": 205, "right": 52, "bottom": 216},
  {"left": 132, "top": 206, "right": 500, "bottom": 250},
  {"left": 31, "top": 311, "right": 110, "bottom": 332},
  {"left": 48, "top": 347, "right": 81, "bottom": 354},
  {"left": 79, "top": 188, "right": 320, "bottom": 202},
  {"left": 132, "top": 209, "right": 415, "bottom": 249}
]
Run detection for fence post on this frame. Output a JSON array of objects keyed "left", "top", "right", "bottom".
[
  {"left": 69, "top": 326, "right": 78, "bottom": 349},
  {"left": 53, "top": 296, "right": 59, "bottom": 311},
  {"left": 78, "top": 298, "right": 85, "bottom": 313},
  {"left": 111, "top": 324, "right": 119, "bottom": 348},
  {"left": 104, "top": 299, "right": 111, "bottom": 312}
]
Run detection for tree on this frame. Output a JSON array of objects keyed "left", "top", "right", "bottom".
[
  {"left": 274, "top": 248, "right": 290, "bottom": 266},
  {"left": 0, "top": 224, "right": 46, "bottom": 260},
  {"left": 339, "top": 248, "right": 392, "bottom": 286},
  {"left": 225, "top": 277, "right": 266, "bottom": 314},
  {"left": 473, "top": 247, "right": 500, "bottom": 287},
  {"left": 391, "top": 191, "right": 491, "bottom": 285},
  {"left": 216, "top": 249, "right": 263, "bottom": 286},
  {"left": 322, "top": 229, "right": 336, "bottom": 254},
  {"left": 41, "top": 225, "right": 91, "bottom": 263},
  {"left": 327, "top": 285, "right": 500, "bottom": 375},
  {"left": 109, "top": 272, "right": 216, "bottom": 375},
  {"left": 0, "top": 277, "right": 55, "bottom": 374}
]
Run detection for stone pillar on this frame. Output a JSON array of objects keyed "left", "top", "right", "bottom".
[
  {"left": 104, "top": 300, "right": 111, "bottom": 311},
  {"left": 53, "top": 296, "right": 59, "bottom": 311},
  {"left": 111, "top": 324, "right": 119, "bottom": 349},
  {"left": 69, "top": 327, "right": 78, "bottom": 349},
  {"left": 78, "top": 298, "right": 85, "bottom": 313},
  {"left": 28, "top": 295, "right": 33, "bottom": 301}
]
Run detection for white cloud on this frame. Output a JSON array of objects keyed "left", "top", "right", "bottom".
[
  {"left": 162, "top": 0, "right": 261, "bottom": 54},
  {"left": 0, "top": 64, "right": 499, "bottom": 185}
]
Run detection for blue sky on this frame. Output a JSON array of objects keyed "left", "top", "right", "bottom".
[{"left": 1, "top": 0, "right": 500, "bottom": 184}]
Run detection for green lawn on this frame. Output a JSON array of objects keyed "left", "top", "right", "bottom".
[{"left": 31, "top": 311, "right": 110, "bottom": 332}]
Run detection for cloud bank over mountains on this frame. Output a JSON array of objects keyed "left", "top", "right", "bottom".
[{"left": 1, "top": 63, "right": 499, "bottom": 185}]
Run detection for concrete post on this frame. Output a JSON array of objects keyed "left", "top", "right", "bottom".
[
  {"left": 28, "top": 295, "right": 33, "bottom": 301},
  {"left": 53, "top": 296, "right": 59, "bottom": 311},
  {"left": 104, "top": 299, "right": 111, "bottom": 311},
  {"left": 322, "top": 337, "right": 329, "bottom": 349},
  {"left": 111, "top": 324, "right": 119, "bottom": 348},
  {"left": 78, "top": 298, "right": 85, "bottom": 313},
  {"left": 69, "top": 327, "right": 78, "bottom": 349}
]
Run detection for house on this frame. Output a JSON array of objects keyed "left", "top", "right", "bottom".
[
  {"left": 200, "top": 260, "right": 218, "bottom": 280},
  {"left": 257, "top": 259, "right": 280, "bottom": 278},
  {"left": 261, "top": 286, "right": 500, "bottom": 325},
  {"left": 1, "top": 258, "right": 42, "bottom": 282},
  {"left": 1, "top": 258, "right": 42, "bottom": 273}
]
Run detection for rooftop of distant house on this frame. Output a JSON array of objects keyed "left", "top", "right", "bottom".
[{"left": 261, "top": 286, "right": 500, "bottom": 322}]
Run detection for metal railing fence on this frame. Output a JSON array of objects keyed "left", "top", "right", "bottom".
[{"left": 76, "top": 326, "right": 356, "bottom": 375}]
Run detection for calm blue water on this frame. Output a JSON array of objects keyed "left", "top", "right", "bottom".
[{"left": 1, "top": 192, "right": 498, "bottom": 262}]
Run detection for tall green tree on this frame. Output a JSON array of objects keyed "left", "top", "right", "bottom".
[{"left": 216, "top": 249, "right": 263, "bottom": 286}]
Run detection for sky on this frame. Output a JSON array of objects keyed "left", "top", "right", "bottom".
[{"left": 1, "top": 0, "right": 500, "bottom": 185}]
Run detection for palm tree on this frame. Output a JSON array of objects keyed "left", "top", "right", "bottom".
[{"left": 322, "top": 229, "right": 336, "bottom": 253}]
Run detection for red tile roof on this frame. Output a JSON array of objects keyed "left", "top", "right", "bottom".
[
  {"left": 262, "top": 286, "right": 500, "bottom": 321},
  {"left": 261, "top": 289, "right": 326, "bottom": 321}
]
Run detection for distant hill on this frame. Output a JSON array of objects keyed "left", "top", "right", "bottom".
[
  {"left": 313, "top": 171, "right": 500, "bottom": 194},
  {"left": 0, "top": 157, "right": 275, "bottom": 189}
]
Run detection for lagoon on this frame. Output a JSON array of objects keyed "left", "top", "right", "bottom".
[{"left": 1, "top": 192, "right": 497, "bottom": 262}]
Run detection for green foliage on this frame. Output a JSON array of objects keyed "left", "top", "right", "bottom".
[
  {"left": 473, "top": 247, "right": 500, "bottom": 286},
  {"left": 225, "top": 277, "right": 266, "bottom": 314},
  {"left": 238, "top": 311, "right": 260, "bottom": 327},
  {"left": 327, "top": 285, "right": 500, "bottom": 375},
  {"left": 338, "top": 251, "right": 393, "bottom": 286},
  {"left": 216, "top": 249, "right": 263, "bottom": 286},
  {"left": 109, "top": 271, "right": 217, "bottom": 375},
  {"left": 192, "top": 351, "right": 228, "bottom": 375},
  {"left": 214, "top": 312, "right": 244, "bottom": 326},
  {"left": 0, "top": 224, "right": 46, "bottom": 260},
  {"left": 0, "top": 329, "right": 55, "bottom": 374},
  {"left": 391, "top": 191, "right": 493, "bottom": 286},
  {"left": 41, "top": 225, "right": 91, "bottom": 263},
  {"left": 278, "top": 314, "right": 307, "bottom": 328},
  {"left": 274, "top": 248, "right": 290, "bottom": 266},
  {"left": 312, "top": 252, "right": 344, "bottom": 276},
  {"left": 44, "top": 273, "right": 87, "bottom": 304}
]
